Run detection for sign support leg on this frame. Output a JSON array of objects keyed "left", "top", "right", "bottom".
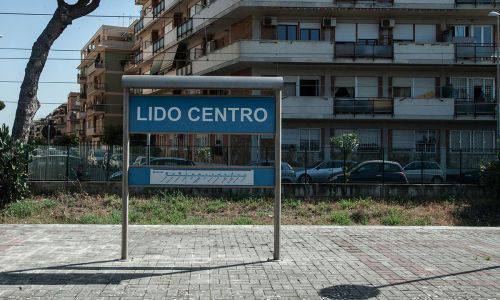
[
  {"left": 274, "top": 89, "right": 282, "bottom": 261},
  {"left": 122, "top": 89, "right": 130, "bottom": 260}
]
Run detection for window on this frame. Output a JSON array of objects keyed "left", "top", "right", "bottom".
[
  {"left": 393, "top": 130, "right": 436, "bottom": 152},
  {"left": 299, "top": 128, "right": 321, "bottom": 151},
  {"left": 384, "top": 163, "right": 402, "bottom": 173},
  {"left": 473, "top": 131, "right": 495, "bottom": 153},
  {"left": 393, "top": 24, "right": 413, "bottom": 42},
  {"left": 357, "top": 77, "right": 378, "bottom": 98},
  {"left": 393, "top": 78, "right": 412, "bottom": 98},
  {"left": 277, "top": 25, "right": 297, "bottom": 40},
  {"left": 472, "top": 25, "right": 492, "bottom": 44},
  {"left": 300, "top": 28, "right": 320, "bottom": 41},
  {"left": 356, "top": 162, "right": 381, "bottom": 173},
  {"left": 413, "top": 78, "right": 435, "bottom": 99},
  {"left": 415, "top": 130, "right": 436, "bottom": 153},
  {"left": 284, "top": 81, "right": 297, "bottom": 97},
  {"left": 299, "top": 78, "right": 320, "bottom": 96},
  {"left": 450, "top": 130, "right": 471, "bottom": 152},
  {"left": 452, "top": 77, "right": 495, "bottom": 102},
  {"left": 334, "top": 77, "right": 355, "bottom": 98},
  {"left": 283, "top": 129, "right": 299, "bottom": 150}
]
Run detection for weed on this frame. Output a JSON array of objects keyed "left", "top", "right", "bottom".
[
  {"left": 330, "top": 211, "right": 351, "bottom": 225},
  {"left": 380, "top": 208, "right": 405, "bottom": 226},
  {"left": 339, "top": 198, "right": 357, "bottom": 210},
  {"left": 283, "top": 198, "right": 301, "bottom": 209},
  {"left": 204, "top": 199, "right": 228, "bottom": 213},
  {"left": 5, "top": 200, "right": 40, "bottom": 218},
  {"left": 233, "top": 216, "right": 254, "bottom": 225},
  {"left": 412, "top": 216, "right": 432, "bottom": 226}
]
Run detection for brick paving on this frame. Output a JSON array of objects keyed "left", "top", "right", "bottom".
[{"left": 0, "top": 225, "right": 499, "bottom": 299}]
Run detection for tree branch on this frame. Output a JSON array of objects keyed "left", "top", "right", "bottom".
[{"left": 11, "top": 0, "right": 100, "bottom": 141}]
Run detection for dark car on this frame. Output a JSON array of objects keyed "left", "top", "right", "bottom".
[
  {"left": 248, "top": 161, "right": 296, "bottom": 183},
  {"left": 330, "top": 160, "right": 408, "bottom": 184}
]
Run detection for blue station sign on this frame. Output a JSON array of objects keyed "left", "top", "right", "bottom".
[{"left": 129, "top": 96, "right": 276, "bottom": 134}]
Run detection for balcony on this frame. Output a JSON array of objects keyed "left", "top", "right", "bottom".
[
  {"left": 335, "top": 42, "right": 393, "bottom": 60},
  {"left": 91, "top": 104, "right": 107, "bottom": 114},
  {"left": 153, "top": 37, "right": 165, "bottom": 54},
  {"left": 394, "top": 98, "right": 455, "bottom": 119},
  {"left": 86, "top": 61, "right": 105, "bottom": 76},
  {"left": 134, "top": 18, "right": 144, "bottom": 34},
  {"left": 333, "top": 98, "right": 394, "bottom": 115},
  {"left": 455, "top": 0, "right": 497, "bottom": 6},
  {"left": 143, "top": 42, "right": 153, "bottom": 61},
  {"left": 77, "top": 111, "right": 86, "bottom": 119},
  {"left": 192, "top": 40, "right": 334, "bottom": 74},
  {"left": 77, "top": 72, "right": 87, "bottom": 84},
  {"left": 282, "top": 97, "right": 333, "bottom": 119},
  {"left": 152, "top": 0, "right": 165, "bottom": 18},
  {"left": 455, "top": 101, "right": 496, "bottom": 117},
  {"left": 394, "top": 42, "right": 455, "bottom": 64},
  {"left": 86, "top": 127, "right": 103, "bottom": 136},
  {"left": 455, "top": 43, "right": 497, "bottom": 63},
  {"left": 176, "top": 63, "right": 192, "bottom": 76},
  {"left": 87, "top": 82, "right": 106, "bottom": 95},
  {"left": 177, "top": 19, "right": 193, "bottom": 39}
]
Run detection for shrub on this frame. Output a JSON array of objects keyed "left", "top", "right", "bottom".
[
  {"left": 480, "top": 159, "right": 500, "bottom": 199},
  {"left": 0, "top": 125, "right": 31, "bottom": 207},
  {"left": 350, "top": 209, "right": 369, "bottom": 225}
]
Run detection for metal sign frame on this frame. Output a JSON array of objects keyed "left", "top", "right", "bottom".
[{"left": 121, "top": 75, "right": 283, "bottom": 260}]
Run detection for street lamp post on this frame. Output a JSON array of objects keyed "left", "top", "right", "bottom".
[{"left": 489, "top": 11, "right": 500, "bottom": 150}]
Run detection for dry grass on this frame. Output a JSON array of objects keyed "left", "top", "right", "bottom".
[{"left": 1, "top": 193, "right": 498, "bottom": 226}]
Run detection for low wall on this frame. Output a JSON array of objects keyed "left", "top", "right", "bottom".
[{"left": 28, "top": 181, "right": 494, "bottom": 200}]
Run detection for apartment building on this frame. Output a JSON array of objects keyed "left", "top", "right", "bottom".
[
  {"left": 78, "top": 25, "right": 134, "bottom": 147},
  {"left": 128, "top": 0, "right": 498, "bottom": 169},
  {"left": 65, "top": 92, "right": 81, "bottom": 136}
]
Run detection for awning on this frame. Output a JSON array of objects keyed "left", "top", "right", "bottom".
[
  {"left": 160, "top": 44, "right": 178, "bottom": 73},
  {"left": 150, "top": 52, "right": 164, "bottom": 75}
]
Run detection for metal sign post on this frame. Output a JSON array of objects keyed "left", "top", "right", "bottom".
[{"left": 121, "top": 75, "right": 283, "bottom": 261}]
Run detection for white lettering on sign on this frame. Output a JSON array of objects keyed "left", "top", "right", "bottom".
[{"left": 136, "top": 106, "right": 269, "bottom": 123}]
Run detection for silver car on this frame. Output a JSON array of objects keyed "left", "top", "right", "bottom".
[
  {"left": 403, "top": 161, "right": 445, "bottom": 183},
  {"left": 296, "top": 160, "right": 356, "bottom": 183}
]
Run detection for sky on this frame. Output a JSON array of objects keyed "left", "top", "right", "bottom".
[{"left": 0, "top": 0, "right": 140, "bottom": 130}]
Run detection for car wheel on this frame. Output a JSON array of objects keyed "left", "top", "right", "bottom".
[
  {"left": 298, "top": 174, "right": 312, "bottom": 183},
  {"left": 431, "top": 176, "right": 443, "bottom": 184}
]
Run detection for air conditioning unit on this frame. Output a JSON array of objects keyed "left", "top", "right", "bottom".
[
  {"left": 380, "top": 19, "right": 395, "bottom": 28},
  {"left": 262, "top": 16, "right": 278, "bottom": 27},
  {"left": 322, "top": 18, "right": 337, "bottom": 28}
]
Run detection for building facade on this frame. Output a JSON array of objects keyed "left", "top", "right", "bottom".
[
  {"left": 78, "top": 25, "right": 134, "bottom": 147},
  {"left": 127, "top": 0, "right": 498, "bottom": 171},
  {"left": 65, "top": 92, "right": 81, "bottom": 137}
]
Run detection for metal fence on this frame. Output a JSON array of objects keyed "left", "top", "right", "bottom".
[{"left": 27, "top": 145, "right": 498, "bottom": 184}]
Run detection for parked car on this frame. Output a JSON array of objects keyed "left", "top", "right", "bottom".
[
  {"left": 248, "top": 161, "right": 296, "bottom": 183},
  {"left": 88, "top": 149, "right": 106, "bottom": 166},
  {"left": 403, "top": 161, "right": 445, "bottom": 183},
  {"left": 330, "top": 160, "right": 408, "bottom": 184},
  {"left": 109, "top": 157, "right": 195, "bottom": 181},
  {"left": 296, "top": 160, "right": 357, "bottom": 183}
]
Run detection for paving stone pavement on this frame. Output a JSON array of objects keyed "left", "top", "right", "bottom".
[{"left": 0, "top": 225, "right": 499, "bottom": 299}]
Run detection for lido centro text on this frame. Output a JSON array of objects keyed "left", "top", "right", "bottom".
[{"left": 136, "top": 106, "right": 269, "bottom": 123}]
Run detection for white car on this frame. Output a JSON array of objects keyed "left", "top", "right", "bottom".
[{"left": 403, "top": 161, "right": 445, "bottom": 183}]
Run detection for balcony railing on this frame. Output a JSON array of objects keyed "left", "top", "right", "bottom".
[
  {"left": 153, "top": 37, "right": 165, "bottom": 54},
  {"left": 91, "top": 104, "right": 107, "bottom": 113},
  {"left": 335, "top": 42, "right": 394, "bottom": 59},
  {"left": 455, "top": 43, "right": 497, "bottom": 62},
  {"left": 455, "top": 0, "right": 497, "bottom": 5},
  {"left": 176, "top": 63, "right": 192, "bottom": 76},
  {"left": 77, "top": 72, "right": 86, "bottom": 83},
  {"left": 334, "top": 0, "right": 394, "bottom": 5},
  {"left": 88, "top": 82, "right": 106, "bottom": 95},
  {"left": 134, "top": 52, "right": 144, "bottom": 64},
  {"left": 153, "top": 0, "right": 165, "bottom": 18},
  {"left": 134, "top": 18, "right": 144, "bottom": 34},
  {"left": 177, "top": 18, "right": 193, "bottom": 39},
  {"left": 455, "top": 101, "right": 496, "bottom": 117},
  {"left": 334, "top": 97, "right": 394, "bottom": 115}
]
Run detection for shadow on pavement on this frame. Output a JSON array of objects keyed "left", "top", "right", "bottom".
[
  {"left": 319, "top": 265, "right": 499, "bottom": 300},
  {"left": 0, "top": 259, "right": 270, "bottom": 285}
]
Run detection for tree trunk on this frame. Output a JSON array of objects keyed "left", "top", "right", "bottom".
[{"left": 12, "top": 0, "right": 100, "bottom": 142}]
